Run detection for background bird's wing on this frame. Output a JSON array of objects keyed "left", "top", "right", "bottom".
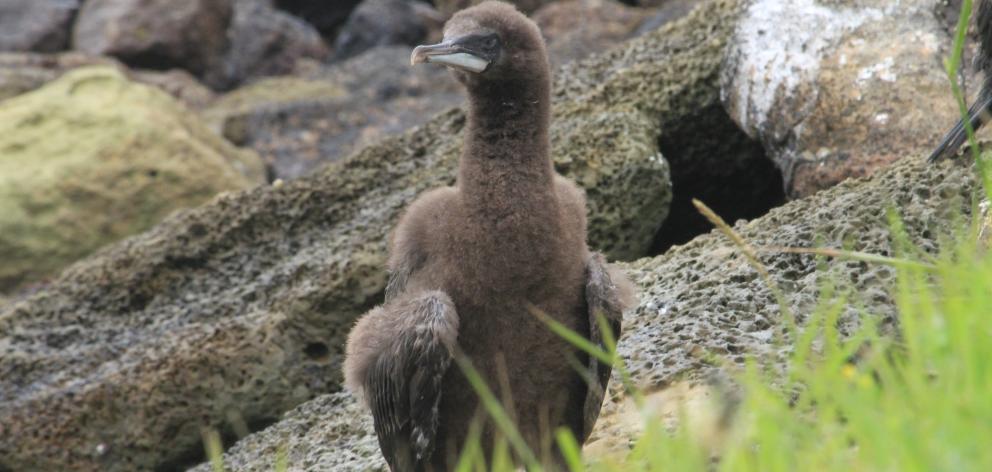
[
  {"left": 580, "top": 252, "right": 629, "bottom": 440},
  {"left": 930, "top": 0, "right": 992, "bottom": 163},
  {"left": 927, "top": 93, "right": 992, "bottom": 162},
  {"left": 365, "top": 297, "right": 455, "bottom": 471}
]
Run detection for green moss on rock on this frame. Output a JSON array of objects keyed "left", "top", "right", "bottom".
[{"left": 0, "top": 66, "right": 265, "bottom": 291}]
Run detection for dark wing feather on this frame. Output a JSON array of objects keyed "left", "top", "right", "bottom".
[
  {"left": 365, "top": 297, "right": 455, "bottom": 471},
  {"left": 929, "top": 0, "right": 992, "bottom": 162},
  {"left": 580, "top": 253, "right": 627, "bottom": 440},
  {"left": 927, "top": 93, "right": 992, "bottom": 162}
]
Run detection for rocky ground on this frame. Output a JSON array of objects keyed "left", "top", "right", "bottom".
[{"left": 0, "top": 0, "right": 984, "bottom": 471}]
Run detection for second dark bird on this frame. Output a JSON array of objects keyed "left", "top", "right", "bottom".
[
  {"left": 342, "top": 1, "right": 635, "bottom": 470},
  {"left": 929, "top": 0, "right": 992, "bottom": 162}
]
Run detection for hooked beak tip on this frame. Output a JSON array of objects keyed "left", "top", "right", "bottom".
[{"left": 410, "top": 46, "right": 430, "bottom": 66}]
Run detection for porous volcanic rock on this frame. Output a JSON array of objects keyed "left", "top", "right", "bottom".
[
  {"left": 722, "top": 0, "right": 963, "bottom": 197},
  {"left": 0, "top": 0, "right": 744, "bottom": 469},
  {"left": 0, "top": 0, "right": 80, "bottom": 53},
  {"left": 187, "top": 145, "right": 980, "bottom": 472},
  {"left": 0, "top": 66, "right": 264, "bottom": 294},
  {"left": 72, "top": 0, "right": 233, "bottom": 76},
  {"left": 589, "top": 153, "right": 978, "bottom": 455},
  {"left": 187, "top": 393, "right": 385, "bottom": 472}
]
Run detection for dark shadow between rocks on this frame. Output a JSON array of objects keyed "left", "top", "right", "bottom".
[{"left": 650, "top": 103, "right": 785, "bottom": 254}]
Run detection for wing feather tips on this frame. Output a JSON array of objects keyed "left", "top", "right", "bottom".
[
  {"left": 347, "top": 291, "right": 459, "bottom": 471},
  {"left": 581, "top": 252, "right": 636, "bottom": 439}
]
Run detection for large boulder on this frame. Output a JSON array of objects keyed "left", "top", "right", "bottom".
[
  {"left": 207, "top": 0, "right": 331, "bottom": 90},
  {"left": 187, "top": 143, "right": 980, "bottom": 472},
  {"left": 0, "top": 67, "right": 264, "bottom": 294},
  {"left": 0, "top": 53, "right": 215, "bottom": 108},
  {"left": 73, "top": 0, "right": 233, "bottom": 77},
  {"left": 0, "top": 0, "right": 80, "bottom": 53},
  {"left": 0, "top": 0, "right": 748, "bottom": 468},
  {"left": 534, "top": 0, "right": 656, "bottom": 68},
  {"left": 206, "top": 46, "right": 463, "bottom": 180},
  {"left": 721, "top": 0, "right": 962, "bottom": 197},
  {"left": 331, "top": 0, "right": 441, "bottom": 62}
]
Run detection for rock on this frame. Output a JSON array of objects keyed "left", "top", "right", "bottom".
[
  {"left": 0, "top": 53, "right": 215, "bottom": 108},
  {"left": 435, "top": 0, "right": 555, "bottom": 15},
  {"left": 72, "top": 0, "right": 233, "bottom": 76},
  {"left": 0, "top": 53, "right": 115, "bottom": 102},
  {"left": 0, "top": 66, "right": 264, "bottom": 293},
  {"left": 185, "top": 148, "right": 978, "bottom": 471},
  {"left": 331, "top": 0, "right": 440, "bottom": 62},
  {"left": 633, "top": 0, "right": 704, "bottom": 35},
  {"left": 207, "top": 0, "right": 331, "bottom": 90},
  {"left": 634, "top": 0, "right": 693, "bottom": 7},
  {"left": 721, "top": 0, "right": 963, "bottom": 198},
  {"left": 187, "top": 393, "right": 386, "bottom": 472},
  {"left": 206, "top": 46, "right": 463, "bottom": 180},
  {"left": 590, "top": 154, "right": 977, "bottom": 455},
  {"left": 126, "top": 69, "right": 217, "bottom": 109},
  {"left": 0, "top": 0, "right": 80, "bottom": 53},
  {"left": 274, "top": 0, "right": 364, "bottom": 40},
  {"left": 0, "top": 0, "right": 743, "bottom": 468},
  {"left": 534, "top": 0, "right": 654, "bottom": 68}
]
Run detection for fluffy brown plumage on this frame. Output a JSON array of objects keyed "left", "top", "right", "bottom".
[
  {"left": 343, "top": 2, "right": 635, "bottom": 470},
  {"left": 929, "top": 0, "right": 992, "bottom": 162}
]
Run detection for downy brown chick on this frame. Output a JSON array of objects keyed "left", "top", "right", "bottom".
[{"left": 343, "top": 2, "right": 635, "bottom": 470}]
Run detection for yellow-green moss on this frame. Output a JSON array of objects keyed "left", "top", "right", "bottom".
[{"left": 0, "top": 66, "right": 265, "bottom": 291}]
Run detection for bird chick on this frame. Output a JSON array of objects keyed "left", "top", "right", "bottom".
[
  {"left": 929, "top": 0, "right": 992, "bottom": 162},
  {"left": 343, "top": 2, "right": 635, "bottom": 470}
]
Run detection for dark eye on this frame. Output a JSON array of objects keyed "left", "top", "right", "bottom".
[{"left": 485, "top": 36, "right": 498, "bottom": 49}]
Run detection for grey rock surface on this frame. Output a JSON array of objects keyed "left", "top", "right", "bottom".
[
  {"left": 0, "top": 0, "right": 79, "bottom": 53},
  {"left": 206, "top": 45, "right": 463, "bottom": 180},
  {"left": 208, "top": 0, "right": 331, "bottom": 90},
  {"left": 0, "top": 0, "right": 742, "bottom": 469},
  {"left": 722, "top": 0, "right": 964, "bottom": 197},
  {"left": 187, "top": 393, "right": 386, "bottom": 472},
  {"left": 534, "top": 0, "right": 655, "bottom": 68},
  {"left": 331, "top": 0, "right": 438, "bottom": 62},
  {"left": 72, "top": 0, "right": 233, "bottom": 77}
]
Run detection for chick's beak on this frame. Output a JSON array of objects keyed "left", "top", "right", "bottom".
[{"left": 411, "top": 39, "right": 490, "bottom": 73}]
